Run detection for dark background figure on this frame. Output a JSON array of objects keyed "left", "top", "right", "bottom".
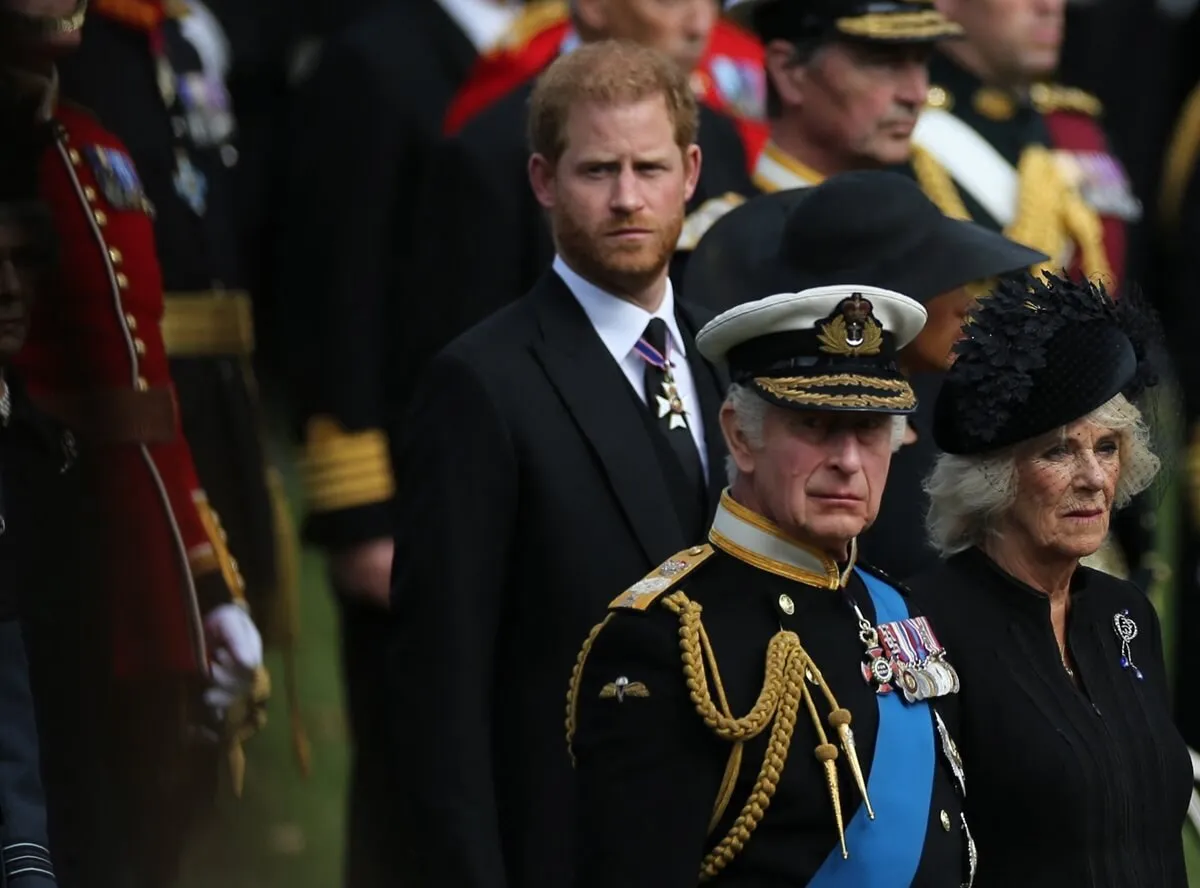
[
  {"left": 57, "top": 0, "right": 286, "bottom": 641},
  {"left": 389, "top": 41, "right": 728, "bottom": 888},
  {"left": 1159, "top": 78, "right": 1200, "bottom": 751},
  {"left": 0, "top": 101, "right": 78, "bottom": 888},
  {"left": 275, "top": 0, "right": 500, "bottom": 882}
]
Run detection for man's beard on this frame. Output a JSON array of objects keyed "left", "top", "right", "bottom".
[{"left": 552, "top": 207, "right": 683, "bottom": 297}]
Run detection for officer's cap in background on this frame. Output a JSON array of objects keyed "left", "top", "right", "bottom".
[{"left": 726, "top": 0, "right": 963, "bottom": 47}]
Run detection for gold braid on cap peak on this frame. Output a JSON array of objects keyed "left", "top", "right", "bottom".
[{"left": 566, "top": 591, "right": 868, "bottom": 879}]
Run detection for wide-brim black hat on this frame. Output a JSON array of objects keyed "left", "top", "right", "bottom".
[
  {"left": 727, "top": 0, "right": 963, "bottom": 46},
  {"left": 932, "top": 273, "right": 1160, "bottom": 455},
  {"left": 683, "top": 170, "right": 1049, "bottom": 314}
]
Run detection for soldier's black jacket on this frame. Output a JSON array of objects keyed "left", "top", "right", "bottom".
[{"left": 569, "top": 495, "right": 971, "bottom": 888}]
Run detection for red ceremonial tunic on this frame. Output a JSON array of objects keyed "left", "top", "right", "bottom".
[
  {"left": 442, "top": 13, "right": 769, "bottom": 168},
  {"left": 18, "top": 101, "right": 239, "bottom": 679}
]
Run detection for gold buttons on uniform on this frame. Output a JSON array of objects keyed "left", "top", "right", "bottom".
[
  {"left": 778, "top": 594, "right": 795, "bottom": 616},
  {"left": 925, "top": 85, "right": 951, "bottom": 111},
  {"left": 134, "top": 338, "right": 146, "bottom": 356},
  {"left": 116, "top": 272, "right": 129, "bottom": 290},
  {"left": 124, "top": 312, "right": 137, "bottom": 329},
  {"left": 135, "top": 376, "right": 149, "bottom": 391},
  {"left": 940, "top": 810, "right": 951, "bottom": 832},
  {"left": 108, "top": 246, "right": 123, "bottom": 265},
  {"left": 67, "top": 148, "right": 81, "bottom": 165},
  {"left": 83, "top": 185, "right": 97, "bottom": 202},
  {"left": 93, "top": 209, "right": 108, "bottom": 227}
]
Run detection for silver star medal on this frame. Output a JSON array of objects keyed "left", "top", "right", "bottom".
[{"left": 656, "top": 380, "right": 688, "bottom": 430}]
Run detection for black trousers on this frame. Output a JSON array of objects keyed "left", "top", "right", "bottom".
[{"left": 335, "top": 592, "right": 407, "bottom": 888}]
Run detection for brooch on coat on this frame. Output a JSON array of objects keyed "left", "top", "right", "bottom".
[{"left": 1113, "top": 610, "right": 1143, "bottom": 680}]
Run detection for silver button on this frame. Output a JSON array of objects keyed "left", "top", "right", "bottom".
[{"left": 778, "top": 594, "right": 795, "bottom": 616}]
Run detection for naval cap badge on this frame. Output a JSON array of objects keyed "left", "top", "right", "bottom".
[{"left": 817, "top": 293, "right": 883, "bottom": 357}]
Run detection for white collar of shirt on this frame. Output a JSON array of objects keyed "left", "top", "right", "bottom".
[
  {"left": 553, "top": 255, "right": 688, "bottom": 366},
  {"left": 437, "top": 0, "right": 521, "bottom": 52}
]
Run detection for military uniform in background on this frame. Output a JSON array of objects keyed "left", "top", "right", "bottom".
[
  {"left": 443, "top": 0, "right": 769, "bottom": 160},
  {"left": 9, "top": 82, "right": 251, "bottom": 887},
  {"left": 277, "top": 0, "right": 488, "bottom": 883},
  {"left": 912, "top": 53, "right": 1136, "bottom": 288},
  {"left": 57, "top": 0, "right": 293, "bottom": 641}
]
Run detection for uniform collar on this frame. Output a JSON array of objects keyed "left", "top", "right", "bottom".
[
  {"left": 553, "top": 254, "right": 687, "bottom": 365},
  {"left": 708, "top": 490, "right": 855, "bottom": 589},
  {"left": 752, "top": 141, "right": 826, "bottom": 193}
]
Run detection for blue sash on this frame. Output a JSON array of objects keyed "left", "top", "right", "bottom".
[{"left": 806, "top": 568, "right": 936, "bottom": 888}]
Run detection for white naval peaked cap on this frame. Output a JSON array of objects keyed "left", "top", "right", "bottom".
[
  {"left": 696, "top": 285, "right": 927, "bottom": 365},
  {"left": 695, "top": 285, "right": 928, "bottom": 415}
]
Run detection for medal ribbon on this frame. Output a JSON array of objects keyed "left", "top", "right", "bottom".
[{"left": 632, "top": 335, "right": 673, "bottom": 372}]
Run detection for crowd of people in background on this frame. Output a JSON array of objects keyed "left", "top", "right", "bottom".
[{"left": 2, "top": 0, "right": 1200, "bottom": 885}]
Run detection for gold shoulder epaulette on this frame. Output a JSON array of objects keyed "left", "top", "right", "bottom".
[
  {"left": 1030, "top": 83, "right": 1103, "bottom": 117},
  {"left": 495, "top": 0, "right": 567, "bottom": 51},
  {"left": 677, "top": 192, "right": 747, "bottom": 252},
  {"left": 609, "top": 544, "right": 713, "bottom": 611}
]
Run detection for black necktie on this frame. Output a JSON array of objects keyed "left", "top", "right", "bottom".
[{"left": 640, "top": 318, "right": 705, "bottom": 494}]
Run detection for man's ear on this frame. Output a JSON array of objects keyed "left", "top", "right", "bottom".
[
  {"left": 682, "top": 143, "right": 702, "bottom": 203},
  {"left": 528, "top": 153, "right": 557, "bottom": 210},
  {"left": 764, "top": 38, "right": 808, "bottom": 111},
  {"left": 719, "top": 401, "right": 757, "bottom": 477}
]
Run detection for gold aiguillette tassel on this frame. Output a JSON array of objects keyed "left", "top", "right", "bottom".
[
  {"left": 828, "top": 708, "right": 872, "bottom": 819},
  {"left": 815, "top": 743, "right": 847, "bottom": 859}
]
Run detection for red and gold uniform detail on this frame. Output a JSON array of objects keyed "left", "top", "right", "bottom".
[{"left": 18, "top": 102, "right": 237, "bottom": 678}]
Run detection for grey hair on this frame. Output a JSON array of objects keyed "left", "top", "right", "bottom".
[
  {"left": 723, "top": 382, "right": 909, "bottom": 486},
  {"left": 923, "top": 392, "right": 1161, "bottom": 558}
]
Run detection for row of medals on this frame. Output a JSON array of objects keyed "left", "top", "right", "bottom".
[{"left": 859, "top": 622, "right": 960, "bottom": 703}]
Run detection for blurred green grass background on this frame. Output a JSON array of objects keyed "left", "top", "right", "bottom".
[{"left": 174, "top": 428, "right": 1200, "bottom": 887}]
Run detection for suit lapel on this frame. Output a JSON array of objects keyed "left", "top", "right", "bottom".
[
  {"left": 676, "top": 301, "right": 729, "bottom": 509},
  {"left": 530, "top": 273, "right": 687, "bottom": 564}
]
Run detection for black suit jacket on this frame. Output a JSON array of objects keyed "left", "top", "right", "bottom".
[
  {"left": 389, "top": 271, "right": 728, "bottom": 888},
  {"left": 412, "top": 81, "right": 754, "bottom": 347}
]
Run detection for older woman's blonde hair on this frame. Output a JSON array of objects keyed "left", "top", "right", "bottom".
[{"left": 923, "top": 393, "right": 1161, "bottom": 557}]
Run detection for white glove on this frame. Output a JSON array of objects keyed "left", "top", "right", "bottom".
[{"left": 202, "top": 603, "right": 263, "bottom": 716}]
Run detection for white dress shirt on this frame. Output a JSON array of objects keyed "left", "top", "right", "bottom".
[{"left": 553, "top": 256, "right": 709, "bottom": 475}]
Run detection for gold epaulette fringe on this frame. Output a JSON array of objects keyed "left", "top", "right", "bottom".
[
  {"left": 912, "top": 144, "right": 1112, "bottom": 284},
  {"left": 1030, "top": 83, "right": 1103, "bottom": 118}
]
